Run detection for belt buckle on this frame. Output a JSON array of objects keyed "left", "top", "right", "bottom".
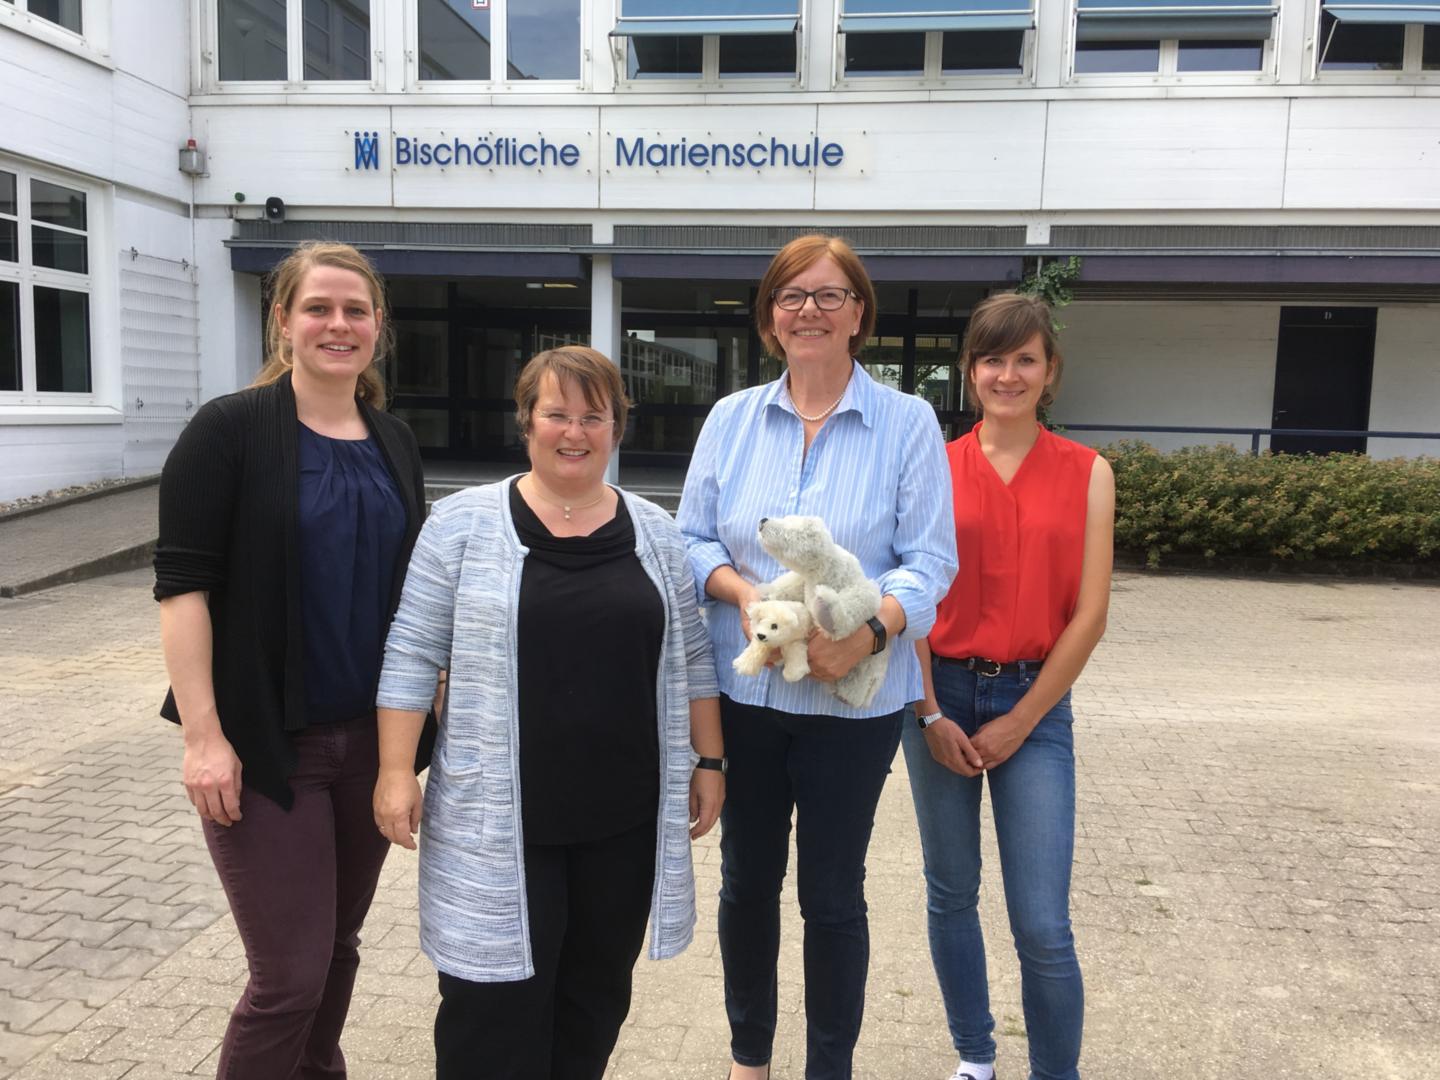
[{"left": 975, "top": 659, "right": 1002, "bottom": 678}]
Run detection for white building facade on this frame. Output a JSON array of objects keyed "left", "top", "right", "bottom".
[{"left": 2, "top": 0, "right": 1438, "bottom": 498}]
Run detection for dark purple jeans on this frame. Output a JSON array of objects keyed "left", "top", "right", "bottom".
[{"left": 202, "top": 716, "right": 390, "bottom": 1080}]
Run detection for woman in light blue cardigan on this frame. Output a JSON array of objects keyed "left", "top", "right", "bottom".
[{"left": 371, "top": 347, "right": 723, "bottom": 1080}]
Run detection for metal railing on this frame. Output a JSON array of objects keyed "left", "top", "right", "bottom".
[{"left": 1056, "top": 424, "right": 1440, "bottom": 456}]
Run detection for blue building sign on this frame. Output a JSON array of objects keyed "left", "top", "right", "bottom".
[{"left": 350, "top": 129, "right": 845, "bottom": 172}]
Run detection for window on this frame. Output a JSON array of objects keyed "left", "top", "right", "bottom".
[
  {"left": 1318, "top": 1, "right": 1440, "bottom": 74},
  {"left": 612, "top": 0, "right": 800, "bottom": 84},
  {"left": 840, "top": 0, "right": 1032, "bottom": 79},
  {"left": 417, "top": 0, "right": 583, "bottom": 83},
  {"left": 3, "top": 0, "right": 81, "bottom": 34},
  {"left": 214, "top": 0, "right": 371, "bottom": 83},
  {"left": 1073, "top": 0, "right": 1276, "bottom": 75},
  {"left": 0, "top": 166, "right": 94, "bottom": 396}
]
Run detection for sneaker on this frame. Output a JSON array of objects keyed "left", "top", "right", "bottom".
[{"left": 948, "top": 1068, "right": 994, "bottom": 1080}]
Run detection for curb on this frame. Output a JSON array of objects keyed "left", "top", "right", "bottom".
[
  {"left": 0, "top": 541, "right": 156, "bottom": 598},
  {"left": 0, "top": 475, "right": 160, "bottom": 525}
]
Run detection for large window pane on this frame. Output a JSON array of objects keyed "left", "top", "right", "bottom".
[
  {"left": 1424, "top": 25, "right": 1440, "bottom": 70},
  {"left": 32, "top": 225, "right": 88, "bottom": 273},
  {"left": 941, "top": 29, "right": 1024, "bottom": 74},
  {"left": 1177, "top": 39, "right": 1264, "bottom": 72},
  {"left": 393, "top": 320, "right": 449, "bottom": 395},
  {"left": 1074, "top": 40, "right": 1160, "bottom": 73},
  {"left": 419, "top": 0, "right": 491, "bottom": 80},
  {"left": 628, "top": 34, "right": 703, "bottom": 79},
  {"left": 0, "top": 170, "right": 15, "bottom": 216},
  {"left": 31, "top": 179, "right": 86, "bottom": 231},
  {"left": 718, "top": 33, "right": 796, "bottom": 78},
  {"left": 0, "top": 222, "right": 15, "bottom": 264},
  {"left": 509, "top": 0, "right": 580, "bottom": 80},
  {"left": 1319, "top": 14, "right": 1404, "bottom": 71},
  {"left": 621, "top": 327, "right": 729, "bottom": 406},
  {"left": 0, "top": 281, "right": 18, "bottom": 391},
  {"left": 28, "top": 0, "right": 81, "bottom": 33},
  {"left": 303, "top": 0, "right": 370, "bottom": 80},
  {"left": 845, "top": 31, "right": 925, "bottom": 76},
  {"left": 34, "top": 286, "right": 91, "bottom": 393},
  {"left": 218, "top": 0, "right": 288, "bottom": 80}
]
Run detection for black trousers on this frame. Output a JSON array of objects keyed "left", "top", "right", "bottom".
[{"left": 434, "top": 816, "right": 658, "bottom": 1080}]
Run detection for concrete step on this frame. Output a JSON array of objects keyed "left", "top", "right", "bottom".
[{"left": 0, "top": 479, "right": 160, "bottom": 597}]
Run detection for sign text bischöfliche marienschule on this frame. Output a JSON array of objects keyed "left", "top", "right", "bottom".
[{"left": 350, "top": 130, "right": 845, "bottom": 172}]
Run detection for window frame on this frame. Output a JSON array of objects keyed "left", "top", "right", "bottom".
[
  {"left": 0, "top": 158, "right": 109, "bottom": 409},
  {"left": 201, "top": 0, "right": 382, "bottom": 92},
  {"left": 1066, "top": 1, "right": 1279, "bottom": 83},
  {"left": 610, "top": 2, "right": 803, "bottom": 91},
  {"left": 1312, "top": 8, "right": 1440, "bottom": 80},
  {"left": 408, "top": 0, "right": 591, "bottom": 93},
  {"left": 0, "top": 0, "right": 111, "bottom": 66},
  {"left": 835, "top": 26, "right": 1035, "bottom": 87}
]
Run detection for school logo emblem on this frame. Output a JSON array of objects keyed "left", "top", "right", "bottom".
[{"left": 353, "top": 131, "right": 381, "bottom": 170}]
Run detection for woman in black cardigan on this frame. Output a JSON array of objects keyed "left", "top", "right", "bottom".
[{"left": 154, "top": 241, "right": 427, "bottom": 1079}]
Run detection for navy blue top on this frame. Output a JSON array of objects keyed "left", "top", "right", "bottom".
[{"left": 297, "top": 423, "right": 408, "bottom": 725}]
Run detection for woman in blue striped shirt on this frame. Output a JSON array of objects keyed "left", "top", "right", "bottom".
[{"left": 678, "top": 235, "right": 958, "bottom": 1079}]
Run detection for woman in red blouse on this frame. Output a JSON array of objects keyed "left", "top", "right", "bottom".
[{"left": 904, "top": 293, "right": 1114, "bottom": 1080}]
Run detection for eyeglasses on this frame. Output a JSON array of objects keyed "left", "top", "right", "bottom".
[
  {"left": 534, "top": 411, "right": 615, "bottom": 432},
  {"left": 770, "top": 287, "right": 858, "bottom": 312}
]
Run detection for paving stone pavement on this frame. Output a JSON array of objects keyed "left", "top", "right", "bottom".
[{"left": 0, "top": 567, "right": 1436, "bottom": 1079}]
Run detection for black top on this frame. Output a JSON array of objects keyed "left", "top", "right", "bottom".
[
  {"left": 153, "top": 373, "right": 432, "bottom": 810},
  {"left": 297, "top": 424, "right": 408, "bottom": 725},
  {"left": 510, "top": 480, "right": 664, "bottom": 846}
]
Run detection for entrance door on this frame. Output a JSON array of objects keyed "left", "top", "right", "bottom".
[{"left": 1271, "top": 307, "right": 1375, "bottom": 454}]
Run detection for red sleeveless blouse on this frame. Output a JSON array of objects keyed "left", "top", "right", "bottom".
[{"left": 928, "top": 423, "right": 1098, "bottom": 663}]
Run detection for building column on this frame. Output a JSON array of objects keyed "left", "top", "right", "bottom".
[{"left": 590, "top": 253, "right": 623, "bottom": 484}]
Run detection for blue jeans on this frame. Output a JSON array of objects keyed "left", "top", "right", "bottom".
[
  {"left": 717, "top": 695, "right": 903, "bottom": 1079},
  {"left": 901, "top": 661, "right": 1083, "bottom": 1080}
]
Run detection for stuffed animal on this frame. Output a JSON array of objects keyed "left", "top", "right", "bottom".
[
  {"left": 755, "top": 515, "right": 889, "bottom": 710},
  {"left": 732, "top": 599, "right": 813, "bottom": 682}
]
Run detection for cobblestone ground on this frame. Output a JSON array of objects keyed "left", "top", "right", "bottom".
[{"left": 0, "top": 568, "right": 1436, "bottom": 1079}]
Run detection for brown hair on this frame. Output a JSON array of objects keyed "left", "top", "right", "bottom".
[
  {"left": 755, "top": 234, "right": 878, "bottom": 361},
  {"left": 513, "top": 346, "right": 630, "bottom": 447},
  {"left": 960, "top": 292, "right": 1064, "bottom": 413},
  {"left": 252, "top": 241, "right": 392, "bottom": 407}
]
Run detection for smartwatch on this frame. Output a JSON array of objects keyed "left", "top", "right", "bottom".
[
  {"left": 866, "top": 616, "right": 887, "bottom": 655},
  {"left": 695, "top": 756, "right": 727, "bottom": 774},
  {"left": 916, "top": 710, "right": 943, "bottom": 730}
]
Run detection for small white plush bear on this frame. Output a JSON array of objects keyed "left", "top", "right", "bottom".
[
  {"left": 756, "top": 515, "right": 889, "bottom": 710},
  {"left": 732, "top": 599, "right": 813, "bottom": 682}
]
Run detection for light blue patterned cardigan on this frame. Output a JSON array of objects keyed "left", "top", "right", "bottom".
[{"left": 376, "top": 479, "right": 720, "bottom": 982}]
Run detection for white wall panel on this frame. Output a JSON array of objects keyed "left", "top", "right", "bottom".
[
  {"left": 598, "top": 105, "right": 820, "bottom": 210},
  {"left": 192, "top": 106, "right": 393, "bottom": 207},
  {"left": 1369, "top": 306, "right": 1440, "bottom": 459},
  {"left": 1043, "top": 99, "right": 1289, "bottom": 210},
  {"left": 816, "top": 102, "right": 1046, "bottom": 211},
  {"left": 0, "top": 32, "right": 116, "bottom": 180},
  {"left": 0, "top": 424, "right": 127, "bottom": 501},
  {"left": 392, "top": 107, "right": 601, "bottom": 210},
  {"left": 1285, "top": 99, "right": 1440, "bottom": 210},
  {"left": 113, "top": 195, "right": 193, "bottom": 264},
  {"left": 109, "top": 0, "right": 190, "bottom": 99},
  {"left": 1052, "top": 302, "right": 1280, "bottom": 453},
  {"left": 111, "top": 73, "right": 190, "bottom": 202}
]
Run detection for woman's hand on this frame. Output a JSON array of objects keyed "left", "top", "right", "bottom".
[
  {"left": 183, "top": 724, "right": 244, "bottom": 826},
  {"left": 689, "top": 768, "right": 725, "bottom": 840},
  {"left": 970, "top": 712, "right": 1033, "bottom": 771},
  {"left": 806, "top": 623, "right": 871, "bottom": 682},
  {"left": 373, "top": 768, "right": 423, "bottom": 850},
  {"left": 922, "top": 716, "right": 985, "bottom": 777}
]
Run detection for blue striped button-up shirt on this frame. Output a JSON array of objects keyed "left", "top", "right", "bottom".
[{"left": 677, "top": 362, "right": 958, "bottom": 718}]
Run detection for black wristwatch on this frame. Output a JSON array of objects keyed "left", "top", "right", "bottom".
[
  {"left": 866, "top": 616, "right": 887, "bottom": 655},
  {"left": 695, "top": 756, "right": 727, "bottom": 774}
]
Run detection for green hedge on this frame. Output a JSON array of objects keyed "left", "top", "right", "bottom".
[{"left": 1102, "top": 442, "right": 1440, "bottom": 568}]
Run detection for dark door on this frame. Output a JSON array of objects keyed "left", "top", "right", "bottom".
[{"left": 1271, "top": 306, "right": 1375, "bottom": 454}]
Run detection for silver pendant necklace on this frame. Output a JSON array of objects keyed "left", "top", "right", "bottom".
[{"left": 527, "top": 476, "right": 606, "bottom": 521}]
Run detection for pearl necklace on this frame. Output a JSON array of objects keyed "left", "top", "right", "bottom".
[
  {"left": 526, "top": 476, "right": 607, "bottom": 521},
  {"left": 789, "top": 378, "right": 849, "bottom": 424}
]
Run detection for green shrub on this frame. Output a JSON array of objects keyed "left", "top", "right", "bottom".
[{"left": 1102, "top": 442, "right": 1440, "bottom": 569}]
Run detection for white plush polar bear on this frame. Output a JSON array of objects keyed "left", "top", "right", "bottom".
[
  {"left": 756, "top": 515, "right": 889, "bottom": 710},
  {"left": 732, "top": 599, "right": 813, "bottom": 682}
]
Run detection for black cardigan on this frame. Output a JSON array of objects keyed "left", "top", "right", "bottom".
[{"left": 153, "top": 373, "right": 432, "bottom": 809}]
